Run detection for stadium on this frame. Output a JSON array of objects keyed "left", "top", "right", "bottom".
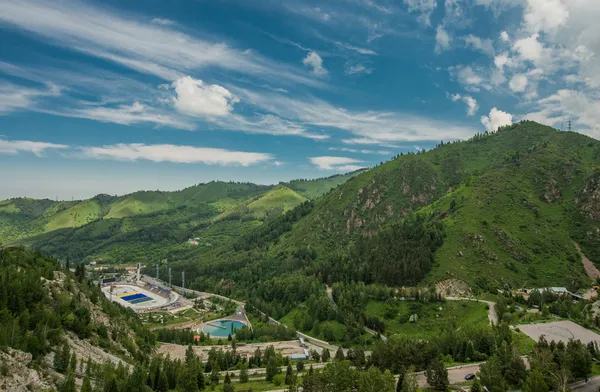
[{"left": 101, "top": 281, "right": 179, "bottom": 312}]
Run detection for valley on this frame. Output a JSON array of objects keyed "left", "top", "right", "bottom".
[{"left": 2, "top": 122, "right": 600, "bottom": 392}]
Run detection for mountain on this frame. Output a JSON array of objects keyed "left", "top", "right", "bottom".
[
  {"left": 156, "top": 122, "right": 600, "bottom": 304},
  {"left": 3, "top": 122, "right": 600, "bottom": 295},
  {"left": 1, "top": 175, "right": 356, "bottom": 265},
  {"left": 0, "top": 246, "right": 155, "bottom": 391}
]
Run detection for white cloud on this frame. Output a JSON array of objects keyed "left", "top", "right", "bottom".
[
  {"left": 481, "top": 107, "right": 513, "bottom": 131},
  {"left": 494, "top": 53, "right": 514, "bottom": 70},
  {"left": 451, "top": 65, "right": 489, "bottom": 92},
  {"left": 81, "top": 143, "right": 273, "bottom": 166},
  {"left": 233, "top": 87, "right": 478, "bottom": 143},
  {"left": 0, "top": 82, "right": 60, "bottom": 114},
  {"left": 404, "top": 0, "right": 437, "bottom": 25},
  {"left": 523, "top": 0, "right": 569, "bottom": 33},
  {"left": 0, "top": 139, "right": 68, "bottom": 156},
  {"left": 463, "top": 34, "right": 495, "bottom": 56},
  {"left": 150, "top": 18, "right": 175, "bottom": 26},
  {"left": 0, "top": 0, "right": 324, "bottom": 88},
  {"left": 500, "top": 31, "right": 510, "bottom": 42},
  {"left": 513, "top": 33, "right": 544, "bottom": 62},
  {"left": 525, "top": 89, "right": 600, "bottom": 138},
  {"left": 56, "top": 101, "right": 195, "bottom": 130},
  {"left": 333, "top": 41, "right": 377, "bottom": 55},
  {"left": 303, "top": 51, "right": 327, "bottom": 77},
  {"left": 345, "top": 64, "right": 374, "bottom": 75},
  {"left": 449, "top": 93, "right": 479, "bottom": 116},
  {"left": 509, "top": 74, "right": 528, "bottom": 92},
  {"left": 309, "top": 156, "right": 364, "bottom": 171},
  {"left": 171, "top": 76, "right": 239, "bottom": 117},
  {"left": 435, "top": 25, "right": 452, "bottom": 53},
  {"left": 329, "top": 147, "right": 390, "bottom": 155}
]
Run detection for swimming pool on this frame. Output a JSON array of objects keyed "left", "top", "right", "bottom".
[{"left": 203, "top": 320, "right": 246, "bottom": 337}]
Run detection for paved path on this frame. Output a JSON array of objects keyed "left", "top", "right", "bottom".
[
  {"left": 446, "top": 297, "right": 498, "bottom": 325},
  {"left": 572, "top": 376, "right": 600, "bottom": 391}
]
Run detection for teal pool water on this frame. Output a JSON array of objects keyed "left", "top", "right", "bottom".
[{"left": 203, "top": 320, "right": 246, "bottom": 337}]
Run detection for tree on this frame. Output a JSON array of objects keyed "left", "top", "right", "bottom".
[
  {"left": 321, "top": 349, "right": 330, "bottom": 362},
  {"left": 156, "top": 371, "right": 169, "bottom": 392},
  {"left": 181, "top": 366, "right": 199, "bottom": 392},
  {"left": 470, "top": 378, "right": 482, "bottom": 392},
  {"left": 185, "top": 344, "right": 195, "bottom": 365},
  {"left": 425, "top": 357, "right": 449, "bottom": 391},
  {"left": 81, "top": 376, "right": 93, "bottom": 392},
  {"left": 400, "top": 367, "right": 418, "bottom": 392},
  {"left": 322, "top": 361, "right": 354, "bottom": 392},
  {"left": 523, "top": 369, "right": 549, "bottom": 392},
  {"left": 358, "top": 366, "right": 395, "bottom": 392},
  {"left": 303, "top": 366, "right": 321, "bottom": 392},
  {"left": 479, "top": 356, "right": 506, "bottom": 392},
  {"left": 296, "top": 360, "right": 305, "bottom": 372},
  {"left": 225, "top": 372, "right": 231, "bottom": 384},
  {"left": 210, "top": 367, "right": 219, "bottom": 385},
  {"left": 266, "top": 357, "right": 280, "bottom": 382},
  {"left": 335, "top": 347, "right": 345, "bottom": 361},
  {"left": 239, "top": 367, "right": 249, "bottom": 383},
  {"left": 60, "top": 372, "right": 77, "bottom": 392},
  {"left": 286, "top": 364, "right": 294, "bottom": 385},
  {"left": 223, "top": 384, "right": 235, "bottom": 392}
]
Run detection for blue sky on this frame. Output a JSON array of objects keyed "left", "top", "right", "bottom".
[{"left": 1, "top": 0, "right": 599, "bottom": 199}]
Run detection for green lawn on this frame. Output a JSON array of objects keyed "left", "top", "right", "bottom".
[{"left": 366, "top": 300, "right": 489, "bottom": 339}]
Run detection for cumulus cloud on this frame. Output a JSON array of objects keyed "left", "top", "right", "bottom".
[
  {"left": 404, "top": 0, "right": 437, "bottom": 25},
  {"left": 463, "top": 34, "right": 495, "bottom": 56},
  {"left": 435, "top": 25, "right": 452, "bottom": 53},
  {"left": 0, "top": 139, "right": 68, "bottom": 156},
  {"left": 171, "top": 76, "right": 239, "bottom": 117},
  {"left": 500, "top": 31, "right": 510, "bottom": 42},
  {"left": 449, "top": 93, "right": 479, "bottom": 116},
  {"left": 523, "top": 0, "right": 569, "bottom": 32},
  {"left": 513, "top": 33, "right": 544, "bottom": 62},
  {"left": 509, "top": 74, "right": 528, "bottom": 92},
  {"left": 303, "top": 51, "right": 327, "bottom": 77},
  {"left": 81, "top": 143, "right": 273, "bottom": 166},
  {"left": 481, "top": 107, "right": 513, "bottom": 131},
  {"left": 309, "top": 156, "right": 364, "bottom": 172},
  {"left": 450, "top": 65, "right": 490, "bottom": 92}
]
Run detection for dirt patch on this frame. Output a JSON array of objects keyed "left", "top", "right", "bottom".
[
  {"left": 436, "top": 279, "right": 472, "bottom": 297},
  {"left": 157, "top": 340, "right": 306, "bottom": 361},
  {"left": 575, "top": 243, "right": 600, "bottom": 281}
]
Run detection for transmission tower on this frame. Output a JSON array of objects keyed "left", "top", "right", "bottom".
[{"left": 567, "top": 116, "right": 573, "bottom": 132}]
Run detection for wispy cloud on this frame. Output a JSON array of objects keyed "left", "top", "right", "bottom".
[
  {"left": 329, "top": 147, "right": 390, "bottom": 155},
  {"left": 0, "top": 139, "right": 68, "bottom": 156},
  {"left": 81, "top": 143, "right": 274, "bottom": 166},
  {"left": 309, "top": 156, "right": 364, "bottom": 171},
  {"left": 1, "top": 0, "right": 325, "bottom": 88},
  {"left": 0, "top": 81, "right": 60, "bottom": 114}
]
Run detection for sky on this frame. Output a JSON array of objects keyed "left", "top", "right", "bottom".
[{"left": 1, "top": 0, "right": 599, "bottom": 200}]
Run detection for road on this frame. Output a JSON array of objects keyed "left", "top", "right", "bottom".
[{"left": 572, "top": 376, "right": 600, "bottom": 392}]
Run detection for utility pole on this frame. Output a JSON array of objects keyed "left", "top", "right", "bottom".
[
  {"left": 155, "top": 264, "right": 159, "bottom": 280},
  {"left": 182, "top": 270, "right": 185, "bottom": 290},
  {"left": 168, "top": 267, "right": 172, "bottom": 287}
]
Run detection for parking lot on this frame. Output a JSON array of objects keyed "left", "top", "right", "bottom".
[{"left": 517, "top": 320, "right": 600, "bottom": 345}]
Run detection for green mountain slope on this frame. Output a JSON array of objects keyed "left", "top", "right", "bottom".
[
  {"left": 283, "top": 169, "right": 366, "bottom": 199},
  {"left": 161, "top": 122, "right": 600, "bottom": 300},
  {"left": 248, "top": 185, "right": 308, "bottom": 218}
]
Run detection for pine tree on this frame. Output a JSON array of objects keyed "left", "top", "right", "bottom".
[
  {"left": 60, "top": 372, "right": 77, "bottom": 392},
  {"left": 81, "top": 375, "right": 92, "bottom": 392},
  {"left": 425, "top": 357, "right": 448, "bottom": 391},
  {"left": 321, "top": 349, "right": 330, "bottom": 362},
  {"left": 266, "top": 357, "right": 279, "bottom": 382},
  {"left": 225, "top": 372, "right": 231, "bottom": 384},
  {"left": 239, "top": 367, "right": 249, "bottom": 383},
  {"left": 335, "top": 347, "right": 345, "bottom": 361},
  {"left": 285, "top": 364, "right": 294, "bottom": 385}
]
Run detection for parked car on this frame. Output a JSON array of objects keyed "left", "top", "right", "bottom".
[{"left": 464, "top": 373, "right": 476, "bottom": 380}]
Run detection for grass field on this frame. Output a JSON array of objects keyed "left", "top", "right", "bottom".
[
  {"left": 365, "top": 300, "right": 489, "bottom": 340},
  {"left": 248, "top": 186, "right": 307, "bottom": 218}
]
